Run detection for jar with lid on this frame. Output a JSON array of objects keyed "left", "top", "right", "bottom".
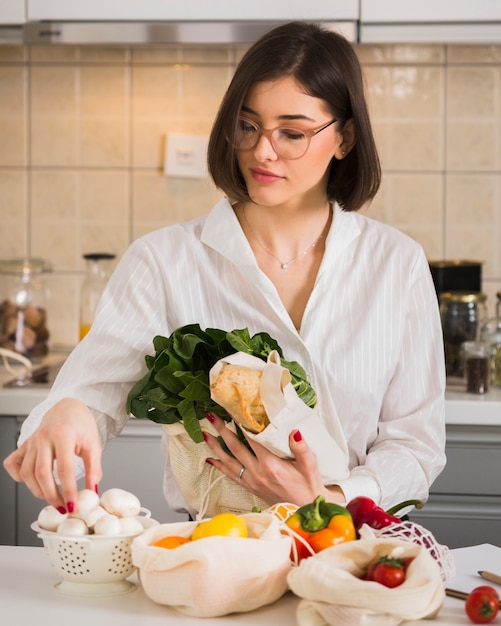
[
  {"left": 480, "top": 290, "right": 501, "bottom": 387},
  {"left": 79, "top": 253, "right": 116, "bottom": 340},
  {"left": 439, "top": 291, "right": 487, "bottom": 378},
  {"left": 0, "top": 258, "right": 52, "bottom": 357}
]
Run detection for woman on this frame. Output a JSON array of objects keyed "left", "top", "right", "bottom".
[{"left": 3, "top": 22, "right": 445, "bottom": 518}]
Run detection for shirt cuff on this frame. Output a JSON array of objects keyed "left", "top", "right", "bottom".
[{"left": 333, "top": 470, "right": 382, "bottom": 507}]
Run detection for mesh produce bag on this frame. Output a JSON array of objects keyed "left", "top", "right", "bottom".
[{"left": 368, "top": 520, "right": 456, "bottom": 582}]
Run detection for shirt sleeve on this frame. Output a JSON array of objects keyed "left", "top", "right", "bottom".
[
  {"left": 18, "top": 235, "right": 169, "bottom": 451},
  {"left": 336, "top": 248, "right": 446, "bottom": 510}
]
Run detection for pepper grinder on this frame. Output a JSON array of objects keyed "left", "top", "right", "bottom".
[{"left": 79, "top": 253, "right": 115, "bottom": 340}]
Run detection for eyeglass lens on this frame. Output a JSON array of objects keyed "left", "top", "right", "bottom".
[{"left": 234, "top": 118, "right": 313, "bottom": 159}]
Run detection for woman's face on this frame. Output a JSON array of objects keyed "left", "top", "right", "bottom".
[{"left": 235, "top": 76, "right": 345, "bottom": 209}]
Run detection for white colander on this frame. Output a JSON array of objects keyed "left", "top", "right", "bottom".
[{"left": 32, "top": 513, "right": 153, "bottom": 596}]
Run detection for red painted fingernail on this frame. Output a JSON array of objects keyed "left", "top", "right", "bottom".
[
  {"left": 94, "top": 484, "right": 99, "bottom": 494},
  {"left": 66, "top": 501, "right": 75, "bottom": 513},
  {"left": 205, "top": 458, "right": 214, "bottom": 466},
  {"left": 293, "top": 430, "right": 302, "bottom": 442},
  {"left": 57, "top": 506, "right": 67, "bottom": 515},
  {"left": 206, "top": 412, "right": 216, "bottom": 424},
  {"left": 202, "top": 432, "right": 209, "bottom": 442}
]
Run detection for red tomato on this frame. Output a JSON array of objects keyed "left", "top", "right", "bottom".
[
  {"left": 364, "top": 555, "right": 407, "bottom": 588},
  {"left": 465, "top": 586, "right": 500, "bottom": 624},
  {"left": 472, "top": 586, "right": 500, "bottom": 602},
  {"left": 372, "top": 562, "right": 405, "bottom": 588}
]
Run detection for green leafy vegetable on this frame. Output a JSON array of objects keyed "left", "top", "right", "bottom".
[{"left": 126, "top": 324, "right": 317, "bottom": 443}]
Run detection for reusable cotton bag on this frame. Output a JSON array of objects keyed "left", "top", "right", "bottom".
[
  {"left": 164, "top": 350, "right": 349, "bottom": 517},
  {"left": 131, "top": 513, "right": 292, "bottom": 617},
  {"left": 287, "top": 536, "right": 446, "bottom": 626}
]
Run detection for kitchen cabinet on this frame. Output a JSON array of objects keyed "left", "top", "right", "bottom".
[
  {"left": 27, "top": 0, "right": 359, "bottom": 22},
  {"left": 24, "top": 0, "right": 358, "bottom": 44},
  {"left": 410, "top": 424, "right": 501, "bottom": 549},
  {"left": 361, "top": 1, "right": 501, "bottom": 23},
  {"left": 0, "top": 417, "right": 187, "bottom": 547},
  {"left": 0, "top": 0, "right": 25, "bottom": 24},
  {"left": 360, "top": 0, "right": 501, "bottom": 43}
]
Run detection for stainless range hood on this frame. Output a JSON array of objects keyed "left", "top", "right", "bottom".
[{"left": 22, "top": 20, "right": 358, "bottom": 45}]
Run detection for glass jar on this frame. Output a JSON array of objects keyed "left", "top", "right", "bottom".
[
  {"left": 480, "top": 291, "right": 501, "bottom": 387},
  {"left": 439, "top": 292, "right": 487, "bottom": 378},
  {"left": 0, "top": 258, "right": 52, "bottom": 357},
  {"left": 79, "top": 253, "right": 115, "bottom": 340},
  {"left": 463, "top": 341, "right": 491, "bottom": 394}
]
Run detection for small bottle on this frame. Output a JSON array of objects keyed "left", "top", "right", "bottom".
[
  {"left": 480, "top": 291, "right": 501, "bottom": 387},
  {"left": 463, "top": 341, "right": 491, "bottom": 394},
  {"left": 79, "top": 253, "right": 115, "bottom": 340}
]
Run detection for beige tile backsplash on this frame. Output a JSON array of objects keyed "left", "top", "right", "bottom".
[{"left": 1, "top": 41, "right": 500, "bottom": 347}]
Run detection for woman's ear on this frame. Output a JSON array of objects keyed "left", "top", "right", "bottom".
[{"left": 335, "top": 118, "right": 356, "bottom": 159}]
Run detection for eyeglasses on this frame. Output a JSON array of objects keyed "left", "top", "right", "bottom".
[{"left": 232, "top": 116, "right": 338, "bottom": 160}]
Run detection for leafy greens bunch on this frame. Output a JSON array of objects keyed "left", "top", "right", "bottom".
[{"left": 126, "top": 324, "right": 317, "bottom": 444}]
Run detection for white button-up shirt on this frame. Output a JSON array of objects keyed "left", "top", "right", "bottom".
[{"left": 20, "top": 198, "right": 446, "bottom": 513}]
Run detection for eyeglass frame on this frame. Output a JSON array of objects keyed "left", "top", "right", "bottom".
[{"left": 232, "top": 116, "right": 338, "bottom": 160}]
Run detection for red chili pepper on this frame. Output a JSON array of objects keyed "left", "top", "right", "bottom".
[{"left": 346, "top": 496, "right": 423, "bottom": 532}]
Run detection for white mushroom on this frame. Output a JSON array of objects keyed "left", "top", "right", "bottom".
[
  {"left": 73, "top": 505, "right": 108, "bottom": 530},
  {"left": 94, "top": 514, "right": 122, "bottom": 536},
  {"left": 119, "top": 516, "right": 144, "bottom": 535},
  {"left": 75, "top": 488, "right": 100, "bottom": 514},
  {"left": 37, "top": 505, "right": 68, "bottom": 532},
  {"left": 99, "top": 488, "right": 141, "bottom": 518},
  {"left": 57, "top": 518, "right": 89, "bottom": 536}
]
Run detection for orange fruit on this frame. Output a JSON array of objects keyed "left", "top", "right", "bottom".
[{"left": 151, "top": 535, "right": 190, "bottom": 549}]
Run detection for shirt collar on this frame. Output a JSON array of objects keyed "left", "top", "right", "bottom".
[{"left": 201, "top": 197, "right": 362, "bottom": 271}]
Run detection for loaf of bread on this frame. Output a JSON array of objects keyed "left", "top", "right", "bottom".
[{"left": 210, "top": 363, "right": 270, "bottom": 433}]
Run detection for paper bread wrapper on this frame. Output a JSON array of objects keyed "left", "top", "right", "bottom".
[{"left": 209, "top": 351, "right": 349, "bottom": 484}]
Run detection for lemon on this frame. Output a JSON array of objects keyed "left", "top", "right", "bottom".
[{"left": 191, "top": 512, "right": 248, "bottom": 540}]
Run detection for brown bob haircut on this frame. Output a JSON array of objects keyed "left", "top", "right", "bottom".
[{"left": 208, "top": 21, "right": 381, "bottom": 212}]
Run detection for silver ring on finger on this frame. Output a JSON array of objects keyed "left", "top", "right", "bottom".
[{"left": 236, "top": 466, "right": 245, "bottom": 483}]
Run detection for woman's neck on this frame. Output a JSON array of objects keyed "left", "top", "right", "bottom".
[{"left": 236, "top": 201, "right": 333, "bottom": 269}]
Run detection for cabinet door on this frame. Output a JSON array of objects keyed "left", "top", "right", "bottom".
[
  {"left": 432, "top": 425, "right": 501, "bottom": 496},
  {"left": 27, "top": 0, "right": 359, "bottom": 21},
  {"left": 360, "top": 0, "right": 501, "bottom": 43},
  {"left": 0, "top": 0, "right": 25, "bottom": 24},
  {"left": 0, "top": 418, "right": 18, "bottom": 545},
  {"left": 361, "top": 0, "right": 501, "bottom": 22},
  {"left": 99, "top": 421, "right": 187, "bottom": 525},
  {"left": 410, "top": 495, "right": 501, "bottom": 549}
]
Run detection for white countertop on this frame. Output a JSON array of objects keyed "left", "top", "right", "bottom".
[
  {"left": 1, "top": 352, "right": 501, "bottom": 426},
  {"left": 2, "top": 543, "right": 500, "bottom": 625},
  {"left": 0, "top": 349, "right": 68, "bottom": 416}
]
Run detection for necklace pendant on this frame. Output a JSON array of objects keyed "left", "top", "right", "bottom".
[{"left": 281, "top": 263, "right": 288, "bottom": 269}]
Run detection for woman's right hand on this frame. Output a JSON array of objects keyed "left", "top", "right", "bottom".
[{"left": 2, "top": 398, "right": 103, "bottom": 513}]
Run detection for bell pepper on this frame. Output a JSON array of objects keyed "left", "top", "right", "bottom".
[
  {"left": 346, "top": 496, "right": 423, "bottom": 532},
  {"left": 285, "top": 495, "right": 356, "bottom": 561}
]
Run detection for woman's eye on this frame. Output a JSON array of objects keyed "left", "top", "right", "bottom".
[
  {"left": 279, "top": 128, "right": 306, "bottom": 141},
  {"left": 238, "top": 119, "right": 257, "bottom": 134}
]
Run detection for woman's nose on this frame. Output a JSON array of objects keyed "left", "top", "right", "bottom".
[{"left": 253, "top": 133, "right": 278, "bottom": 161}]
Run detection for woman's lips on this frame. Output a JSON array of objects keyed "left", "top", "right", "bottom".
[{"left": 249, "top": 167, "right": 283, "bottom": 183}]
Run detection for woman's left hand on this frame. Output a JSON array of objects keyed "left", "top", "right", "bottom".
[{"left": 202, "top": 412, "right": 344, "bottom": 507}]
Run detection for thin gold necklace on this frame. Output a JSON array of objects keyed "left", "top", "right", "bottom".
[{"left": 241, "top": 206, "right": 329, "bottom": 270}]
